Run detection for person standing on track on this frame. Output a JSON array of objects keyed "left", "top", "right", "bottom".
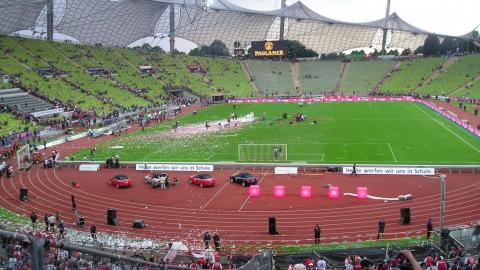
[
  {"left": 351, "top": 163, "right": 357, "bottom": 176},
  {"left": 377, "top": 218, "right": 386, "bottom": 240},
  {"left": 314, "top": 224, "right": 321, "bottom": 244},
  {"left": 427, "top": 218, "right": 433, "bottom": 239},
  {"left": 203, "top": 231, "right": 211, "bottom": 249},
  {"left": 30, "top": 211, "right": 37, "bottom": 229}
]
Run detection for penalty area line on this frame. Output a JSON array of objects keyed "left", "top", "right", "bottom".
[{"left": 387, "top": 143, "right": 397, "bottom": 162}]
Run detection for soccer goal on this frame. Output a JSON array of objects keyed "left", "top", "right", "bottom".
[
  {"left": 17, "top": 144, "right": 32, "bottom": 170},
  {"left": 238, "top": 144, "right": 288, "bottom": 162}
]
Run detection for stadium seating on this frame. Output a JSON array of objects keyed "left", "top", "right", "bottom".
[
  {"left": 0, "top": 88, "right": 54, "bottom": 113},
  {"left": 380, "top": 57, "right": 446, "bottom": 93},
  {"left": 340, "top": 60, "right": 394, "bottom": 94},
  {"left": 17, "top": 38, "right": 150, "bottom": 109},
  {"left": 246, "top": 60, "right": 295, "bottom": 95},
  {"left": 197, "top": 56, "right": 255, "bottom": 97},
  {"left": 418, "top": 54, "right": 480, "bottom": 96},
  {"left": 0, "top": 112, "right": 38, "bottom": 136},
  {"left": 299, "top": 61, "right": 343, "bottom": 94},
  {"left": 0, "top": 38, "right": 111, "bottom": 113}
]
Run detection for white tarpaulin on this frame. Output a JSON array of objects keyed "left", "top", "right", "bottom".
[
  {"left": 342, "top": 166, "right": 434, "bottom": 175},
  {"left": 164, "top": 242, "right": 189, "bottom": 263}
]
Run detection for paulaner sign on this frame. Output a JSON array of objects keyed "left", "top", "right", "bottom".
[{"left": 251, "top": 40, "right": 287, "bottom": 58}]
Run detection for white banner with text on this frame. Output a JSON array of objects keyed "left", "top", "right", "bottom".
[
  {"left": 342, "top": 166, "right": 434, "bottom": 175},
  {"left": 274, "top": 167, "right": 298, "bottom": 175},
  {"left": 136, "top": 163, "right": 214, "bottom": 172}
]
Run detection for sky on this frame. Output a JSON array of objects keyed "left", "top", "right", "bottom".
[{"left": 230, "top": 0, "right": 479, "bottom": 36}]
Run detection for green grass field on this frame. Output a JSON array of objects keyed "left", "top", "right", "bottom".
[{"left": 70, "top": 102, "right": 480, "bottom": 165}]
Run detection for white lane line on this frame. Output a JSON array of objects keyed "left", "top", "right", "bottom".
[
  {"left": 200, "top": 180, "right": 230, "bottom": 210},
  {"left": 413, "top": 104, "right": 480, "bottom": 154},
  {"left": 238, "top": 173, "right": 268, "bottom": 212},
  {"left": 387, "top": 143, "right": 397, "bottom": 162}
]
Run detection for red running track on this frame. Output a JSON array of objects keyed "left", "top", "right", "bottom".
[
  {"left": 1, "top": 103, "right": 479, "bottom": 247},
  {"left": 1, "top": 162, "right": 480, "bottom": 247}
]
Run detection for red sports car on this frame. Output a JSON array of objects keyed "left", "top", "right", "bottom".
[
  {"left": 189, "top": 174, "right": 215, "bottom": 188},
  {"left": 109, "top": 175, "right": 132, "bottom": 188}
]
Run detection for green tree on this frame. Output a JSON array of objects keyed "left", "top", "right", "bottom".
[
  {"left": 209, "top": 40, "right": 230, "bottom": 56},
  {"left": 286, "top": 40, "right": 318, "bottom": 58},
  {"left": 422, "top": 35, "right": 441, "bottom": 56},
  {"left": 439, "top": 37, "right": 458, "bottom": 54}
]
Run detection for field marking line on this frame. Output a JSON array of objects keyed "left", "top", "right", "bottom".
[
  {"left": 200, "top": 179, "right": 230, "bottom": 210},
  {"left": 321, "top": 153, "right": 325, "bottom": 161},
  {"left": 387, "top": 143, "right": 397, "bottom": 162},
  {"left": 238, "top": 173, "right": 267, "bottom": 212},
  {"left": 206, "top": 153, "right": 215, "bottom": 160},
  {"left": 413, "top": 104, "right": 480, "bottom": 154}
]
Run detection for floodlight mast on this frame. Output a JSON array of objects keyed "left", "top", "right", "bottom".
[
  {"left": 381, "top": 0, "right": 391, "bottom": 54},
  {"left": 46, "top": 0, "right": 54, "bottom": 41},
  {"left": 169, "top": 3, "right": 175, "bottom": 54},
  {"left": 279, "top": 0, "right": 287, "bottom": 40}
]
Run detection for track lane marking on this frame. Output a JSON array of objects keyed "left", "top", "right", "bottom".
[
  {"left": 200, "top": 180, "right": 230, "bottom": 210},
  {"left": 238, "top": 173, "right": 268, "bottom": 212}
]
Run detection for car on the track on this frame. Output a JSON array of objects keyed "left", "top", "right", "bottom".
[
  {"left": 189, "top": 173, "right": 215, "bottom": 188},
  {"left": 109, "top": 175, "right": 132, "bottom": 188},
  {"left": 230, "top": 172, "right": 257, "bottom": 187},
  {"left": 144, "top": 173, "right": 169, "bottom": 188}
]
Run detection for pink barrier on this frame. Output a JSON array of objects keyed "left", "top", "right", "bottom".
[{"left": 229, "top": 96, "right": 480, "bottom": 138}]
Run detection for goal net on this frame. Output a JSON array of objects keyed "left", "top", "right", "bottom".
[
  {"left": 238, "top": 144, "right": 287, "bottom": 162},
  {"left": 17, "top": 144, "right": 32, "bottom": 170}
]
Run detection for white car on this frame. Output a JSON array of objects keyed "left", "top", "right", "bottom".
[{"left": 144, "top": 173, "right": 169, "bottom": 188}]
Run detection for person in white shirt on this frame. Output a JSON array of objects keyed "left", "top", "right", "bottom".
[{"left": 317, "top": 257, "right": 327, "bottom": 270}]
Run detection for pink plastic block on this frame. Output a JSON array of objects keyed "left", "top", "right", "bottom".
[
  {"left": 300, "top": 186, "right": 312, "bottom": 198},
  {"left": 357, "top": 186, "right": 368, "bottom": 199},
  {"left": 249, "top": 185, "right": 261, "bottom": 197},
  {"left": 328, "top": 186, "right": 340, "bottom": 199},
  {"left": 274, "top": 185, "right": 286, "bottom": 197}
]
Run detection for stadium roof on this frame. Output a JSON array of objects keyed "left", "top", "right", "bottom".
[{"left": 0, "top": 0, "right": 472, "bottom": 53}]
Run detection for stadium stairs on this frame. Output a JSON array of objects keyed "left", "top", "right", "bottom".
[
  {"left": 240, "top": 60, "right": 262, "bottom": 95},
  {"left": 414, "top": 56, "right": 458, "bottom": 92},
  {"left": 335, "top": 62, "right": 350, "bottom": 94},
  {"left": 372, "top": 61, "right": 401, "bottom": 94},
  {"left": 291, "top": 61, "right": 301, "bottom": 95},
  {"left": 0, "top": 88, "right": 54, "bottom": 113}
]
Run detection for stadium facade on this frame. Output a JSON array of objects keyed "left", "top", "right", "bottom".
[{"left": 0, "top": 0, "right": 475, "bottom": 54}]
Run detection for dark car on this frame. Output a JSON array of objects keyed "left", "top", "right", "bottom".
[
  {"left": 109, "top": 175, "right": 132, "bottom": 188},
  {"left": 230, "top": 172, "right": 257, "bottom": 187},
  {"left": 189, "top": 173, "right": 215, "bottom": 188}
]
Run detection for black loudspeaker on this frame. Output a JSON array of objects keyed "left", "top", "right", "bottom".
[
  {"left": 400, "top": 208, "right": 411, "bottom": 225},
  {"left": 133, "top": 219, "right": 145, "bottom": 229},
  {"left": 472, "top": 225, "right": 480, "bottom": 236},
  {"left": 268, "top": 216, "right": 278, "bottom": 235},
  {"left": 107, "top": 209, "right": 118, "bottom": 225},
  {"left": 20, "top": 187, "right": 28, "bottom": 202}
]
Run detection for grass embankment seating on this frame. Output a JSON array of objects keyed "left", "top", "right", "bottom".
[
  {"left": 341, "top": 60, "right": 393, "bottom": 94},
  {"left": 0, "top": 37, "right": 110, "bottom": 112},
  {"left": 380, "top": 57, "right": 445, "bottom": 94},
  {"left": 247, "top": 60, "right": 294, "bottom": 95},
  {"left": 19, "top": 38, "right": 149, "bottom": 109},
  {"left": 0, "top": 112, "right": 38, "bottom": 136},
  {"left": 196, "top": 57, "right": 255, "bottom": 97},
  {"left": 299, "top": 61, "right": 342, "bottom": 94},
  {"left": 418, "top": 54, "right": 480, "bottom": 96}
]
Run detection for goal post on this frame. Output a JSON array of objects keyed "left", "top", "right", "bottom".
[
  {"left": 238, "top": 144, "right": 287, "bottom": 162},
  {"left": 17, "top": 144, "right": 32, "bottom": 170}
]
